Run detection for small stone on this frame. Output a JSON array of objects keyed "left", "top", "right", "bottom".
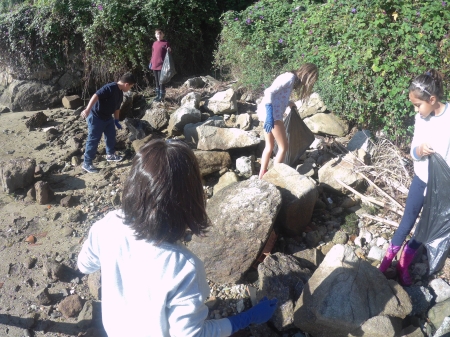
[
  {"left": 24, "top": 256, "right": 37, "bottom": 269},
  {"left": 34, "top": 287, "right": 52, "bottom": 306},
  {"left": 58, "top": 294, "right": 84, "bottom": 318}
]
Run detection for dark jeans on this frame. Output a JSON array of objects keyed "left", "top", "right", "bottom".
[
  {"left": 84, "top": 114, "right": 116, "bottom": 165},
  {"left": 391, "top": 175, "right": 427, "bottom": 249},
  {"left": 153, "top": 70, "right": 166, "bottom": 91}
]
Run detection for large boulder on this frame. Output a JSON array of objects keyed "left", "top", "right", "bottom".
[
  {"left": 197, "top": 125, "right": 260, "bottom": 151},
  {"left": 167, "top": 106, "right": 201, "bottom": 136},
  {"left": 194, "top": 150, "right": 231, "bottom": 176},
  {"left": 0, "top": 80, "right": 63, "bottom": 112},
  {"left": 184, "top": 117, "right": 225, "bottom": 145},
  {"left": 295, "top": 92, "right": 327, "bottom": 119},
  {"left": 294, "top": 245, "right": 412, "bottom": 337},
  {"left": 188, "top": 179, "right": 282, "bottom": 283},
  {"left": 318, "top": 153, "right": 364, "bottom": 194},
  {"left": 257, "top": 253, "right": 312, "bottom": 331},
  {"left": 204, "top": 88, "right": 237, "bottom": 115},
  {"left": 263, "top": 164, "right": 318, "bottom": 235},
  {"left": 181, "top": 92, "right": 202, "bottom": 108},
  {"left": 213, "top": 172, "right": 239, "bottom": 194},
  {"left": 142, "top": 107, "right": 169, "bottom": 131},
  {"left": 0, "top": 158, "right": 36, "bottom": 193},
  {"left": 303, "top": 112, "right": 348, "bottom": 137}
]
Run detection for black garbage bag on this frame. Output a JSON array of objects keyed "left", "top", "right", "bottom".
[
  {"left": 273, "top": 106, "right": 315, "bottom": 167},
  {"left": 160, "top": 52, "right": 177, "bottom": 85},
  {"left": 412, "top": 153, "right": 450, "bottom": 275}
]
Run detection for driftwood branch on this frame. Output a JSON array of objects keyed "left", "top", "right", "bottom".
[
  {"left": 334, "top": 178, "right": 404, "bottom": 217},
  {"left": 359, "top": 213, "right": 400, "bottom": 228},
  {"left": 358, "top": 172, "right": 405, "bottom": 210}
]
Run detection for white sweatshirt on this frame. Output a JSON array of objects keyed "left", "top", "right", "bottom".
[
  {"left": 77, "top": 210, "right": 232, "bottom": 337},
  {"left": 410, "top": 103, "right": 450, "bottom": 183},
  {"left": 257, "top": 72, "right": 296, "bottom": 122}
]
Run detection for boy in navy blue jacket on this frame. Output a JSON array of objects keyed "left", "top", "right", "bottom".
[{"left": 81, "top": 73, "right": 136, "bottom": 173}]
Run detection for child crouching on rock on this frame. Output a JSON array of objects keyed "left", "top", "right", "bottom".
[{"left": 77, "top": 139, "right": 277, "bottom": 336}]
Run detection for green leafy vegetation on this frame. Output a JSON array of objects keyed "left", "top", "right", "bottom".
[{"left": 214, "top": 0, "right": 450, "bottom": 141}]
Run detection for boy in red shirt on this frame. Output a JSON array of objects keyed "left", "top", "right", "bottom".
[{"left": 150, "top": 29, "right": 171, "bottom": 102}]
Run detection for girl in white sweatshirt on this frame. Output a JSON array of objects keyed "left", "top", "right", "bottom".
[
  {"left": 379, "top": 69, "right": 449, "bottom": 286},
  {"left": 78, "top": 139, "right": 277, "bottom": 337}
]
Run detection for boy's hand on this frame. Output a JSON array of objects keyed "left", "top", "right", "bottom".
[
  {"left": 114, "top": 119, "right": 122, "bottom": 130},
  {"left": 81, "top": 109, "right": 90, "bottom": 119}
]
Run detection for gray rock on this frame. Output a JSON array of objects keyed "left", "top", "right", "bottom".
[
  {"left": 0, "top": 158, "right": 36, "bottom": 193},
  {"left": 64, "top": 209, "right": 84, "bottom": 223},
  {"left": 143, "top": 107, "right": 169, "bottom": 131},
  {"left": 60, "top": 195, "right": 76, "bottom": 208},
  {"left": 318, "top": 153, "right": 364, "bottom": 194},
  {"left": 249, "top": 324, "right": 281, "bottom": 337},
  {"left": 347, "top": 129, "right": 373, "bottom": 155},
  {"left": 257, "top": 253, "right": 312, "bottom": 331},
  {"left": 43, "top": 260, "right": 63, "bottom": 281},
  {"left": 184, "top": 117, "right": 225, "bottom": 145},
  {"left": 62, "top": 95, "right": 83, "bottom": 109},
  {"left": 167, "top": 106, "right": 201, "bottom": 136},
  {"left": 304, "top": 231, "right": 321, "bottom": 248},
  {"left": 368, "top": 246, "right": 385, "bottom": 262},
  {"left": 332, "top": 231, "right": 348, "bottom": 245},
  {"left": 213, "top": 172, "right": 239, "bottom": 195},
  {"left": 131, "top": 134, "right": 161, "bottom": 153},
  {"left": 194, "top": 150, "right": 231, "bottom": 176},
  {"left": 404, "top": 286, "right": 432, "bottom": 316},
  {"left": 360, "top": 315, "right": 402, "bottom": 337},
  {"left": 34, "top": 181, "right": 54, "bottom": 205},
  {"left": 263, "top": 163, "right": 318, "bottom": 235},
  {"left": 304, "top": 112, "right": 348, "bottom": 137},
  {"left": 77, "top": 300, "right": 93, "bottom": 328},
  {"left": 430, "top": 278, "right": 450, "bottom": 303},
  {"left": 197, "top": 125, "right": 260, "bottom": 151},
  {"left": 204, "top": 88, "right": 237, "bottom": 115},
  {"left": 188, "top": 179, "right": 282, "bottom": 283},
  {"left": 0, "top": 80, "right": 63, "bottom": 112},
  {"left": 181, "top": 91, "right": 202, "bottom": 108},
  {"left": 235, "top": 113, "right": 252, "bottom": 131},
  {"left": 434, "top": 316, "right": 450, "bottom": 337},
  {"left": 295, "top": 93, "right": 327, "bottom": 119},
  {"left": 427, "top": 297, "right": 450, "bottom": 329},
  {"left": 182, "top": 77, "right": 206, "bottom": 89},
  {"left": 34, "top": 287, "right": 52, "bottom": 305},
  {"left": 296, "top": 162, "right": 315, "bottom": 177},
  {"left": 294, "top": 245, "right": 412, "bottom": 337},
  {"left": 293, "top": 248, "right": 324, "bottom": 270},
  {"left": 25, "top": 111, "right": 48, "bottom": 130},
  {"left": 58, "top": 294, "right": 84, "bottom": 318},
  {"left": 236, "top": 156, "right": 254, "bottom": 179}
]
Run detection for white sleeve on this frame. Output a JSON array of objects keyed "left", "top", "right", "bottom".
[
  {"left": 410, "top": 114, "right": 425, "bottom": 161},
  {"left": 77, "top": 224, "right": 101, "bottom": 274},
  {"left": 167, "top": 260, "right": 232, "bottom": 337},
  {"left": 264, "top": 73, "right": 293, "bottom": 104}
]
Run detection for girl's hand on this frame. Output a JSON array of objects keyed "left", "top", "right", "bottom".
[{"left": 417, "top": 143, "right": 435, "bottom": 157}]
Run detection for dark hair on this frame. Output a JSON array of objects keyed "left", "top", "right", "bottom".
[
  {"left": 121, "top": 139, "right": 209, "bottom": 244},
  {"left": 409, "top": 69, "right": 444, "bottom": 101},
  {"left": 119, "top": 73, "right": 136, "bottom": 85},
  {"left": 292, "top": 63, "right": 319, "bottom": 101},
  {"left": 155, "top": 28, "right": 164, "bottom": 34}
]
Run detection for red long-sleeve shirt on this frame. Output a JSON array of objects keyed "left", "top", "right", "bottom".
[{"left": 150, "top": 40, "right": 171, "bottom": 71}]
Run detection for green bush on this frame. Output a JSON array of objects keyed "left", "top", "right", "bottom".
[{"left": 214, "top": 0, "right": 450, "bottom": 140}]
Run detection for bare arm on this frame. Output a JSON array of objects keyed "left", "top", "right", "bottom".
[
  {"left": 114, "top": 110, "right": 120, "bottom": 120},
  {"left": 81, "top": 94, "right": 99, "bottom": 119}
]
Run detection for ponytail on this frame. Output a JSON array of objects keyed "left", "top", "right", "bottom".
[{"left": 409, "top": 69, "right": 444, "bottom": 101}]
